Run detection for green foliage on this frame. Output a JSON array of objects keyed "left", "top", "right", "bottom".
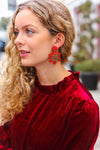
[
  {"left": 0, "top": 17, "right": 10, "bottom": 30},
  {"left": 75, "top": 59, "right": 100, "bottom": 72},
  {"left": 78, "top": 0, "right": 92, "bottom": 13},
  {"left": 72, "top": 0, "right": 100, "bottom": 62}
]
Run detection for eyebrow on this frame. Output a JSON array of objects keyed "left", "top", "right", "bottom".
[{"left": 14, "top": 24, "right": 38, "bottom": 30}]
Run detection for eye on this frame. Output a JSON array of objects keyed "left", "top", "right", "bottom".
[
  {"left": 26, "top": 29, "right": 34, "bottom": 34},
  {"left": 14, "top": 31, "right": 19, "bottom": 36}
]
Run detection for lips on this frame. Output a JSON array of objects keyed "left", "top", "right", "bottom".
[
  {"left": 19, "top": 50, "right": 30, "bottom": 58},
  {"left": 19, "top": 50, "right": 30, "bottom": 53}
]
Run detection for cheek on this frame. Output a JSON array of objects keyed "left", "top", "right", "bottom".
[
  {"left": 28, "top": 40, "right": 51, "bottom": 54},
  {"left": 26, "top": 34, "right": 53, "bottom": 55},
  {"left": 27, "top": 37, "right": 40, "bottom": 49}
]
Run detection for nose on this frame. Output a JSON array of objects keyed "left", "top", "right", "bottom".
[{"left": 14, "top": 32, "right": 25, "bottom": 46}]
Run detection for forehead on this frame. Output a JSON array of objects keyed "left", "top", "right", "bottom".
[{"left": 14, "top": 8, "right": 43, "bottom": 28}]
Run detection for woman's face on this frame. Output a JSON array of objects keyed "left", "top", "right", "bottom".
[{"left": 14, "top": 8, "right": 56, "bottom": 67}]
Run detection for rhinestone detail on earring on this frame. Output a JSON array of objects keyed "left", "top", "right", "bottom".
[{"left": 48, "top": 46, "right": 61, "bottom": 64}]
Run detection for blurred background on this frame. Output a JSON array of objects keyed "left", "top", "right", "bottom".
[{"left": 0, "top": 0, "right": 100, "bottom": 149}]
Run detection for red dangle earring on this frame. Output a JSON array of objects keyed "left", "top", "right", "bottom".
[{"left": 48, "top": 46, "right": 61, "bottom": 64}]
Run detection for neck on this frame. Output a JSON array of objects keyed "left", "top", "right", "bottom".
[{"left": 35, "top": 62, "right": 71, "bottom": 85}]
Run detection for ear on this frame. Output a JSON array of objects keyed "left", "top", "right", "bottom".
[{"left": 54, "top": 33, "right": 65, "bottom": 48}]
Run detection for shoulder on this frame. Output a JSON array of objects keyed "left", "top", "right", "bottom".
[
  {"left": 63, "top": 72, "right": 99, "bottom": 122},
  {"left": 68, "top": 82, "right": 99, "bottom": 131},
  {"left": 65, "top": 84, "right": 99, "bottom": 135},
  {"left": 70, "top": 79, "right": 99, "bottom": 117},
  {"left": 61, "top": 71, "right": 99, "bottom": 117}
]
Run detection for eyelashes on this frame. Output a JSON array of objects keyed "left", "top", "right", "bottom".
[
  {"left": 26, "top": 29, "right": 34, "bottom": 34},
  {"left": 14, "top": 31, "right": 19, "bottom": 36},
  {"left": 14, "top": 29, "right": 34, "bottom": 36}
]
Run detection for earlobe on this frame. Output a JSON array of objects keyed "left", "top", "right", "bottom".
[{"left": 55, "top": 33, "right": 65, "bottom": 48}]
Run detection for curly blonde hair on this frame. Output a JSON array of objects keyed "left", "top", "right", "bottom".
[{"left": 0, "top": 0, "right": 75, "bottom": 125}]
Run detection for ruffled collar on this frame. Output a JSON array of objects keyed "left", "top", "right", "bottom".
[{"left": 35, "top": 71, "right": 79, "bottom": 94}]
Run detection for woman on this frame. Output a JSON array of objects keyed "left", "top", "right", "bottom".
[{"left": 0, "top": 0, "right": 99, "bottom": 149}]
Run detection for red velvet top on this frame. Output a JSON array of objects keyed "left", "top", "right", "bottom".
[{"left": 0, "top": 72, "right": 99, "bottom": 150}]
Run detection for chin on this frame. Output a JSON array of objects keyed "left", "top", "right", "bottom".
[
  {"left": 21, "top": 63, "right": 32, "bottom": 67},
  {"left": 22, "top": 64, "right": 34, "bottom": 67},
  {"left": 21, "top": 60, "right": 34, "bottom": 67}
]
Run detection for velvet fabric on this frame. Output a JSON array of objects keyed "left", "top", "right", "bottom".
[{"left": 0, "top": 71, "right": 99, "bottom": 150}]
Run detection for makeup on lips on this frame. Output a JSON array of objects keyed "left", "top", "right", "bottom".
[{"left": 19, "top": 50, "right": 30, "bottom": 58}]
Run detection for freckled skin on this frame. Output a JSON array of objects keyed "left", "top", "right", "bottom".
[{"left": 14, "top": 8, "right": 56, "bottom": 67}]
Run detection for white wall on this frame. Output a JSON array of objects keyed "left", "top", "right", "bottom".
[{"left": 0, "top": 0, "right": 14, "bottom": 18}]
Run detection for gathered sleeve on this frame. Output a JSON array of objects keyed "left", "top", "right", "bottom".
[
  {"left": 59, "top": 99, "right": 99, "bottom": 150},
  {"left": 0, "top": 122, "right": 12, "bottom": 150}
]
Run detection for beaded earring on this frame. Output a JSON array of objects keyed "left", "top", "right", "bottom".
[{"left": 48, "top": 46, "right": 61, "bottom": 64}]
